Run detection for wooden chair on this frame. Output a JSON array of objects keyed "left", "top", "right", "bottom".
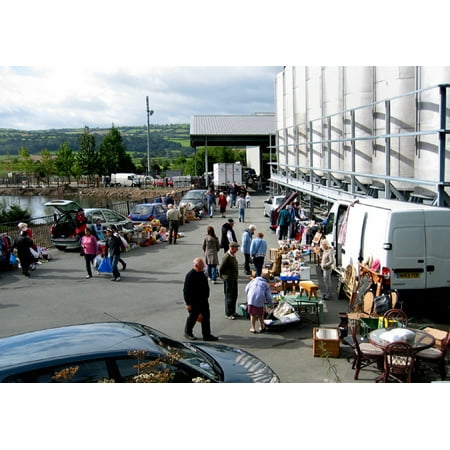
[
  {"left": 382, "top": 309, "right": 408, "bottom": 328},
  {"left": 415, "top": 329, "right": 450, "bottom": 380},
  {"left": 379, "top": 342, "right": 415, "bottom": 383},
  {"left": 349, "top": 325, "right": 384, "bottom": 380}
]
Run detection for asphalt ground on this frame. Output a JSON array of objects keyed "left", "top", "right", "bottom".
[
  {"left": 1, "top": 192, "right": 445, "bottom": 448},
  {"left": 0, "top": 192, "right": 445, "bottom": 383}
]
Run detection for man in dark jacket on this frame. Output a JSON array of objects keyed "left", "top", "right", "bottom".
[
  {"left": 277, "top": 205, "right": 291, "bottom": 240},
  {"left": 183, "top": 257, "right": 218, "bottom": 341},
  {"left": 105, "top": 228, "right": 122, "bottom": 281},
  {"left": 220, "top": 218, "right": 237, "bottom": 253},
  {"left": 13, "top": 230, "right": 35, "bottom": 277},
  {"left": 219, "top": 242, "right": 240, "bottom": 319}
]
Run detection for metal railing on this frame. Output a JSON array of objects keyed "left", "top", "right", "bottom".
[
  {"left": 0, "top": 190, "right": 191, "bottom": 249},
  {"left": 271, "top": 83, "right": 450, "bottom": 207}
]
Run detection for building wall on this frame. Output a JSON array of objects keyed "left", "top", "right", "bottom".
[{"left": 274, "top": 66, "right": 450, "bottom": 199}]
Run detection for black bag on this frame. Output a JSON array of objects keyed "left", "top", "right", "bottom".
[{"left": 374, "top": 292, "right": 392, "bottom": 315}]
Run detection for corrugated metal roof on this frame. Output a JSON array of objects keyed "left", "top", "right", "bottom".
[{"left": 190, "top": 114, "right": 275, "bottom": 136}]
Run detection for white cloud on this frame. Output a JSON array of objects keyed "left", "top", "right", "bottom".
[{"left": 0, "top": 66, "right": 281, "bottom": 130}]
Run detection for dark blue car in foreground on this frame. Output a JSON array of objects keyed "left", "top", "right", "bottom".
[{"left": 0, "top": 322, "right": 279, "bottom": 383}]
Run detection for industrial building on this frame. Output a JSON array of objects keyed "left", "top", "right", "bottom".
[{"left": 271, "top": 66, "right": 450, "bottom": 215}]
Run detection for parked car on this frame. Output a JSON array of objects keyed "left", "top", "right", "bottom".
[
  {"left": 152, "top": 176, "right": 174, "bottom": 187},
  {"left": 128, "top": 203, "right": 168, "bottom": 226},
  {"left": 0, "top": 322, "right": 280, "bottom": 383},
  {"left": 263, "top": 195, "right": 285, "bottom": 217},
  {"left": 44, "top": 200, "right": 133, "bottom": 250},
  {"left": 179, "top": 189, "right": 207, "bottom": 214}
]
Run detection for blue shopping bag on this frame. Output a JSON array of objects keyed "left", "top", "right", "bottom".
[{"left": 98, "top": 256, "right": 113, "bottom": 273}]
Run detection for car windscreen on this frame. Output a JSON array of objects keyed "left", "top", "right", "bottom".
[
  {"left": 131, "top": 205, "right": 153, "bottom": 215},
  {"left": 86, "top": 211, "right": 105, "bottom": 224},
  {"left": 140, "top": 325, "right": 220, "bottom": 381},
  {"left": 183, "top": 192, "right": 203, "bottom": 200}
]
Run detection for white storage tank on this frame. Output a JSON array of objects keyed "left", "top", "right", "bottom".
[
  {"left": 415, "top": 67, "right": 450, "bottom": 190},
  {"left": 305, "top": 66, "right": 324, "bottom": 176},
  {"left": 373, "top": 66, "right": 416, "bottom": 191},
  {"left": 283, "top": 66, "right": 297, "bottom": 175},
  {"left": 343, "top": 66, "right": 374, "bottom": 185},
  {"left": 275, "top": 71, "right": 287, "bottom": 173},
  {"left": 293, "top": 67, "right": 308, "bottom": 175},
  {"left": 322, "top": 66, "right": 345, "bottom": 180}
]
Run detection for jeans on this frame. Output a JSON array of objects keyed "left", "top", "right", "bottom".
[
  {"left": 239, "top": 208, "right": 245, "bottom": 222},
  {"left": 207, "top": 264, "right": 218, "bottom": 281},
  {"left": 111, "top": 254, "right": 121, "bottom": 279},
  {"left": 84, "top": 253, "right": 96, "bottom": 277},
  {"left": 244, "top": 253, "right": 251, "bottom": 274},
  {"left": 208, "top": 203, "right": 215, "bottom": 217},
  {"left": 223, "top": 278, "right": 238, "bottom": 316},
  {"left": 168, "top": 220, "right": 179, "bottom": 243},
  {"left": 323, "top": 268, "right": 332, "bottom": 298},
  {"left": 253, "top": 256, "right": 264, "bottom": 277}
]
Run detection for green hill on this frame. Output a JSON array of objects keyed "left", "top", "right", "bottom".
[{"left": 0, "top": 124, "right": 194, "bottom": 159}]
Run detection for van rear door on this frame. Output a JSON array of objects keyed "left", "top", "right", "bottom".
[
  {"left": 423, "top": 210, "right": 450, "bottom": 289},
  {"left": 388, "top": 211, "right": 426, "bottom": 290}
]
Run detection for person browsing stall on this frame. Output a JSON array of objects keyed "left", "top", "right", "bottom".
[
  {"left": 183, "top": 257, "right": 219, "bottom": 341},
  {"left": 219, "top": 241, "right": 240, "bottom": 320}
]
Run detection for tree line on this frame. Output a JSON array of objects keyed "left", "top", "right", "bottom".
[{"left": 1, "top": 125, "right": 247, "bottom": 183}]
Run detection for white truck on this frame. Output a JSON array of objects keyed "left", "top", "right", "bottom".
[
  {"left": 213, "top": 163, "right": 242, "bottom": 190},
  {"left": 323, "top": 198, "right": 450, "bottom": 299},
  {"left": 110, "top": 173, "right": 140, "bottom": 187}
]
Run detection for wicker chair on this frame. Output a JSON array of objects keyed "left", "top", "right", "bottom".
[
  {"left": 415, "top": 329, "right": 450, "bottom": 380},
  {"left": 380, "top": 342, "right": 415, "bottom": 383},
  {"left": 382, "top": 309, "right": 408, "bottom": 328},
  {"left": 350, "top": 325, "right": 384, "bottom": 380}
]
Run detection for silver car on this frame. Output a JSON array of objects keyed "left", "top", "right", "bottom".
[
  {"left": 44, "top": 200, "right": 133, "bottom": 250},
  {"left": 263, "top": 195, "right": 285, "bottom": 217}
]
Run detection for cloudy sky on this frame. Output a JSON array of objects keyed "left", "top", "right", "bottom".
[
  {"left": 0, "top": 66, "right": 282, "bottom": 130},
  {"left": 1, "top": 1, "right": 442, "bottom": 133}
]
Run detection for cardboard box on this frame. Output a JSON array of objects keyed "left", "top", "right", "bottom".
[
  {"left": 423, "top": 327, "right": 448, "bottom": 351},
  {"left": 313, "top": 327, "right": 340, "bottom": 357}
]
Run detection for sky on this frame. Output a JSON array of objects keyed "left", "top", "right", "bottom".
[
  {"left": 0, "top": 66, "right": 282, "bottom": 130},
  {"left": 1, "top": 2, "right": 444, "bottom": 132}
]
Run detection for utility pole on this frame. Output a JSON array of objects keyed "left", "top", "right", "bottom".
[{"left": 146, "top": 96, "right": 154, "bottom": 176}]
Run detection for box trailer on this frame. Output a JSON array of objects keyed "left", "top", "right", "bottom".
[
  {"left": 324, "top": 198, "right": 450, "bottom": 297},
  {"left": 213, "top": 163, "right": 242, "bottom": 189}
]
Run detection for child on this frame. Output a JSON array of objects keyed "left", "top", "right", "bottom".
[
  {"left": 158, "top": 226, "right": 168, "bottom": 242},
  {"left": 245, "top": 192, "right": 251, "bottom": 208}
]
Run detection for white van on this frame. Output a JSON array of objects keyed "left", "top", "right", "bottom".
[
  {"left": 323, "top": 198, "right": 450, "bottom": 294},
  {"left": 110, "top": 173, "right": 140, "bottom": 187}
]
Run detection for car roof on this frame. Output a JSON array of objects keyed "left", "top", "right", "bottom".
[
  {"left": 44, "top": 199, "right": 83, "bottom": 213},
  {"left": 0, "top": 322, "right": 160, "bottom": 370},
  {"left": 183, "top": 190, "right": 205, "bottom": 195},
  {"left": 133, "top": 203, "right": 164, "bottom": 207}
]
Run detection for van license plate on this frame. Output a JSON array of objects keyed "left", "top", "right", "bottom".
[{"left": 397, "top": 272, "right": 420, "bottom": 279}]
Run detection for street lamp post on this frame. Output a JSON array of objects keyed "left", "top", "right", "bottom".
[{"left": 146, "top": 96, "right": 154, "bottom": 176}]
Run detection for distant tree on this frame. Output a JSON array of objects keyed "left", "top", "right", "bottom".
[
  {"left": 77, "top": 126, "right": 98, "bottom": 181},
  {"left": 183, "top": 147, "right": 245, "bottom": 176},
  {"left": 15, "top": 147, "right": 34, "bottom": 175},
  {"left": 39, "top": 148, "right": 56, "bottom": 185},
  {"left": 98, "top": 125, "right": 136, "bottom": 175},
  {"left": 55, "top": 142, "right": 75, "bottom": 182}
]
